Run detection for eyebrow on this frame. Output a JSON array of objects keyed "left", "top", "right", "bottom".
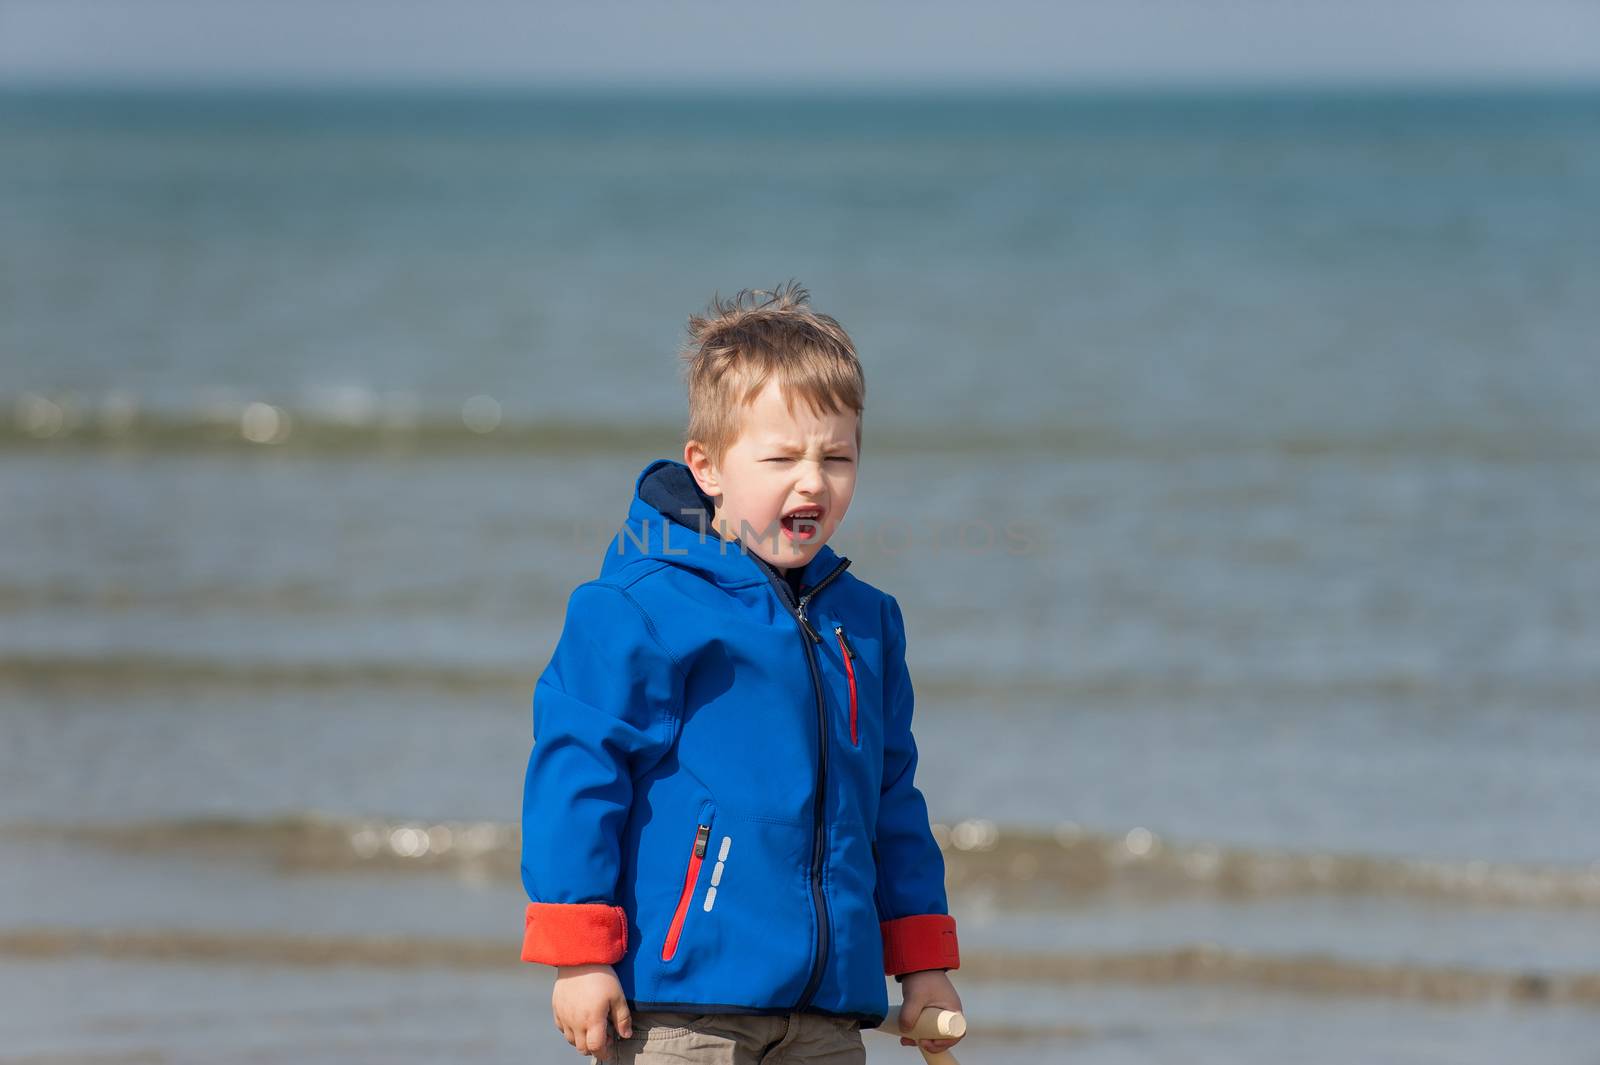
[{"left": 763, "top": 442, "right": 855, "bottom": 452}]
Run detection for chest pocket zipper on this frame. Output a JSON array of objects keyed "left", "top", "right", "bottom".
[
  {"left": 834, "top": 624, "right": 859, "bottom": 747},
  {"left": 662, "top": 823, "right": 710, "bottom": 961}
]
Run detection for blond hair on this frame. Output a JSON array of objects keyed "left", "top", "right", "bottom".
[{"left": 680, "top": 281, "right": 865, "bottom": 467}]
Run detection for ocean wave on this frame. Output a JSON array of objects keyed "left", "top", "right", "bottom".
[
  {"left": 1, "top": 926, "right": 1594, "bottom": 1006},
  {"left": 0, "top": 653, "right": 530, "bottom": 693},
  {"left": 0, "top": 582, "right": 504, "bottom": 616},
  {"left": 5, "top": 392, "right": 1595, "bottom": 461},
  {"left": 6, "top": 812, "right": 1598, "bottom": 910},
  {"left": 946, "top": 820, "right": 1600, "bottom": 909},
  {"left": 6, "top": 652, "right": 1596, "bottom": 709}
]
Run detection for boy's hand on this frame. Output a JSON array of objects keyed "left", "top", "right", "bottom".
[
  {"left": 896, "top": 969, "right": 965, "bottom": 1054},
  {"left": 552, "top": 963, "right": 632, "bottom": 1062}
]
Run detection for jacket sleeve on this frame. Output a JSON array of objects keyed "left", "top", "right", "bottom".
[
  {"left": 519, "top": 580, "right": 683, "bottom": 967},
  {"left": 873, "top": 594, "right": 961, "bottom": 981}
]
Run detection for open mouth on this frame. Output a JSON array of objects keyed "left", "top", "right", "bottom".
[{"left": 779, "top": 506, "right": 824, "bottom": 543}]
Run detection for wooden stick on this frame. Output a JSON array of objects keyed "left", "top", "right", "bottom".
[
  {"left": 889, "top": 1006, "right": 966, "bottom": 1040},
  {"left": 881, "top": 1005, "right": 966, "bottom": 1065}
]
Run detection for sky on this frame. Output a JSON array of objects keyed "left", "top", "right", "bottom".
[{"left": 2, "top": 0, "right": 1598, "bottom": 88}]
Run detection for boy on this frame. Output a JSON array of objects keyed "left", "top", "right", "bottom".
[{"left": 520, "top": 283, "right": 964, "bottom": 1064}]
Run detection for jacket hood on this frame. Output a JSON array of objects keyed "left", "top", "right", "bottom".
[{"left": 603, "top": 458, "right": 845, "bottom": 594}]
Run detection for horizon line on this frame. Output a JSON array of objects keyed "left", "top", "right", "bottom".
[{"left": 4, "top": 71, "right": 1600, "bottom": 94}]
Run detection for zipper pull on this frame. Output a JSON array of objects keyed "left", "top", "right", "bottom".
[
  {"left": 793, "top": 557, "right": 849, "bottom": 642},
  {"left": 796, "top": 601, "right": 822, "bottom": 643},
  {"left": 833, "top": 624, "right": 855, "bottom": 659},
  {"left": 693, "top": 824, "right": 710, "bottom": 858}
]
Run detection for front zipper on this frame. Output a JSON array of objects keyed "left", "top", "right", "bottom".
[
  {"left": 795, "top": 561, "right": 849, "bottom": 643},
  {"left": 754, "top": 553, "right": 851, "bottom": 1010},
  {"left": 834, "top": 624, "right": 859, "bottom": 746},
  {"left": 661, "top": 822, "right": 711, "bottom": 962}
]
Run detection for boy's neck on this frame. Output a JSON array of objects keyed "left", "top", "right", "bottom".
[{"left": 708, "top": 503, "right": 789, "bottom": 574}]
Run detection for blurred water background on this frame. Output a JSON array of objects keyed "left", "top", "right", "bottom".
[{"left": 2, "top": 86, "right": 1599, "bottom": 1064}]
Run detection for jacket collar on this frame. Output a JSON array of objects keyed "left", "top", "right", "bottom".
[{"left": 602, "top": 458, "right": 845, "bottom": 595}]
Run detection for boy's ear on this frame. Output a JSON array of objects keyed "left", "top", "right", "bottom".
[{"left": 683, "top": 440, "right": 721, "bottom": 497}]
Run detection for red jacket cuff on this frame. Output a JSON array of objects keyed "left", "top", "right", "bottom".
[
  {"left": 521, "top": 901, "right": 629, "bottom": 966},
  {"left": 880, "top": 913, "right": 960, "bottom": 976}
]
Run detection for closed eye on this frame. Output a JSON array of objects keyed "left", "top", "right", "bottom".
[{"left": 763, "top": 455, "right": 851, "bottom": 463}]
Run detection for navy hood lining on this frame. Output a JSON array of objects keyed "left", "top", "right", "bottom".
[{"left": 637, "top": 461, "right": 717, "bottom": 538}]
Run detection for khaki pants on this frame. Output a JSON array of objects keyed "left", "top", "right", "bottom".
[{"left": 596, "top": 1009, "right": 866, "bottom": 1065}]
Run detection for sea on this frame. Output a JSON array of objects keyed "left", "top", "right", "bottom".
[{"left": 2, "top": 85, "right": 1598, "bottom": 1064}]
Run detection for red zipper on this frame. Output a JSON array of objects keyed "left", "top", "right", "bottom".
[
  {"left": 661, "top": 823, "right": 710, "bottom": 961},
  {"left": 834, "top": 624, "right": 858, "bottom": 746}
]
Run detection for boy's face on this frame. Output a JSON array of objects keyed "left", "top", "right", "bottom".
[{"left": 685, "top": 377, "right": 859, "bottom": 574}]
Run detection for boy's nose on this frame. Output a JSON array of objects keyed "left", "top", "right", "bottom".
[{"left": 795, "top": 462, "right": 826, "bottom": 493}]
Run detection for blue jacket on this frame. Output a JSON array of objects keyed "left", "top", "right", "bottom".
[{"left": 519, "top": 458, "right": 959, "bottom": 1026}]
